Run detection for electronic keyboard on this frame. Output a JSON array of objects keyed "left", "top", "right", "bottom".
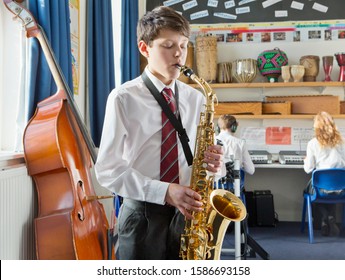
[
  {"left": 249, "top": 150, "right": 272, "bottom": 164},
  {"left": 278, "top": 150, "right": 306, "bottom": 165}
]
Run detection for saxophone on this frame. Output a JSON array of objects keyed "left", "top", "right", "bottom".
[{"left": 178, "top": 65, "right": 247, "bottom": 260}]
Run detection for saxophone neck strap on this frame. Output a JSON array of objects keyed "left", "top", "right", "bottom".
[{"left": 141, "top": 71, "right": 193, "bottom": 166}]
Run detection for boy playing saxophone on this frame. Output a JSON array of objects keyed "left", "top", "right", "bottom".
[{"left": 95, "top": 6, "right": 224, "bottom": 260}]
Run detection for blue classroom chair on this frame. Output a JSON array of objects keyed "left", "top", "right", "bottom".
[{"left": 301, "top": 168, "right": 345, "bottom": 243}]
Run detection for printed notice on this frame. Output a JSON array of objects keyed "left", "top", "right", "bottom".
[
  {"left": 182, "top": 0, "right": 198, "bottom": 11},
  {"left": 163, "top": 0, "right": 184, "bottom": 7},
  {"left": 262, "top": 0, "right": 283, "bottom": 9},
  {"left": 275, "top": 10, "right": 288, "bottom": 17},
  {"left": 241, "top": 127, "right": 266, "bottom": 146},
  {"left": 236, "top": 6, "right": 250, "bottom": 14},
  {"left": 190, "top": 10, "right": 209, "bottom": 20},
  {"left": 291, "top": 1, "right": 304, "bottom": 10},
  {"left": 224, "top": 0, "right": 235, "bottom": 9},
  {"left": 312, "top": 2, "right": 328, "bottom": 13},
  {"left": 214, "top": 12, "right": 237, "bottom": 19},
  {"left": 207, "top": 0, "right": 218, "bottom": 8},
  {"left": 292, "top": 128, "right": 313, "bottom": 144},
  {"left": 266, "top": 127, "right": 291, "bottom": 145},
  {"left": 239, "top": 0, "right": 256, "bottom": 5}
]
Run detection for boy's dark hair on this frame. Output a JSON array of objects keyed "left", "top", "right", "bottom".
[{"left": 137, "top": 6, "right": 190, "bottom": 45}]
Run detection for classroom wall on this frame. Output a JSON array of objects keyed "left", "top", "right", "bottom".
[
  {"left": 140, "top": 1, "right": 345, "bottom": 221},
  {"left": 215, "top": 39, "right": 344, "bottom": 221}
]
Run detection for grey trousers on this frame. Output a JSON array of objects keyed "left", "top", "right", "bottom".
[{"left": 118, "top": 198, "right": 185, "bottom": 260}]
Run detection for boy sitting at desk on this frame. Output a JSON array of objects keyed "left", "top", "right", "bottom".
[{"left": 217, "top": 114, "right": 255, "bottom": 175}]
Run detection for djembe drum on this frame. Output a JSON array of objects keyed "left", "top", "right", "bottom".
[
  {"left": 300, "top": 55, "right": 320, "bottom": 82},
  {"left": 335, "top": 52, "right": 345, "bottom": 81}
]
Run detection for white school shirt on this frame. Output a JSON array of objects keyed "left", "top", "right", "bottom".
[
  {"left": 216, "top": 131, "right": 255, "bottom": 175},
  {"left": 95, "top": 69, "right": 206, "bottom": 205},
  {"left": 303, "top": 137, "right": 345, "bottom": 173}
]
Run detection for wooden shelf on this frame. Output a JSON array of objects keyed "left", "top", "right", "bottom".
[
  {"left": 192, "top": 81, "right": 345, "bottom": 118},
  {"left": 214, "top": 114, "right": 345, "bottom": 119},
  {"left": 189, "top": 81, "right": 345, "bottom": 89}
]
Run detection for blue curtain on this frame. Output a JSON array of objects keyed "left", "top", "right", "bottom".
[
  {"left": 121, "top": 0, "right": 140, "bottom": 84},
  {"left": 27, "top": 0, "right": 73, "bottom": 120},
  {"left": 87, "top": 0, "right": 115, "bottom": 147}
]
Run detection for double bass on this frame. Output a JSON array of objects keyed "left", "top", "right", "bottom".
[{"left": 3, "top": 0, "right": 115, "bottom": 259}]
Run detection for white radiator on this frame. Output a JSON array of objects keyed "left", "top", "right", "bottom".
[{"left": 0, "top": 166, "right": 36, "bottom": 259}]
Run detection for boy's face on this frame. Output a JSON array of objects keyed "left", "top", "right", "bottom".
[{"left": 139, "top": 29, "right": 189, "bottom": 85}]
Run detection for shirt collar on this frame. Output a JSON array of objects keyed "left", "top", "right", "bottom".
[
  {"left": 220, "top": 130, "right": 233, "bottom": 136},
  {"left": 144, "top": 67, "right": 176, "bottom": 95}
]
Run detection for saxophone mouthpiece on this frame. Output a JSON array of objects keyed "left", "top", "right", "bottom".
[{"left": 178, "top": 65, "right": 194, "bottom": 78}]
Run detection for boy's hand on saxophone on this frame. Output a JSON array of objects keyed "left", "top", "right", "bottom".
[
  {"left": 164, "top": 145, "right": 224, "bottom": 219},
  {"left": 203, "top": 144, "right": 224, "bottom": 173},
  {"left": 165, "top": 184, "right": 203, "bottom": 219}
]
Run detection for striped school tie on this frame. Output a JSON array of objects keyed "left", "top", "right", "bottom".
[{"left": 160, "top": 88, "right": 179, "bottom": 184}]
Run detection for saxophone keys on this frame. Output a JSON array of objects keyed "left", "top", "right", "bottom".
[{"left": 196, "top": 180, "right": 206, "bottom": 190}]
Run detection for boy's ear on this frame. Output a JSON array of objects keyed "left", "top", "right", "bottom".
[{"left": 138, "top": 41, "right": 149, "bottom": 58}]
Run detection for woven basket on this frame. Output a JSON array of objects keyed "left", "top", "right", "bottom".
[{"left": 195, "top": 35, "right": 217, "bottom": 83}]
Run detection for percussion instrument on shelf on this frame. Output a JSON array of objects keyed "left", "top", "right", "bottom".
[
  {"left": 195, "top": 35, "right": 218, "bottom": 83},
  {"left": 335, "top": 52, "right": 345, "bottom": 81},
  {"left": 257, "top": 48, "right": 288, "bottom": 82}
]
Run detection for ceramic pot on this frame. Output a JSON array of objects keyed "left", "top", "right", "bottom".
[
  {"left": 290, "top": 65, "right": 305, "bottom": 82},
  {"left": 257, "top": 48, "right": 288, "bottom": 82},
  {"left": 281, "top": 65, "right": 291, "bottom": 83}
]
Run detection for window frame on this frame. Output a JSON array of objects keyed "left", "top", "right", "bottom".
[{"left": 0, "top": 0, "right": 122, "bottom": 164}]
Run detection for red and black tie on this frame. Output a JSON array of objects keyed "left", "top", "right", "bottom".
[{"left": 160, "top": 88, "right": 179, "bottom": 184}]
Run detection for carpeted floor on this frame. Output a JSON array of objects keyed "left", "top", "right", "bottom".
[{"left": 221, "top": 221, "right": 345, "bottom": 260}]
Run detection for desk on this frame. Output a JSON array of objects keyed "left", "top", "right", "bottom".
[
  {"left": 245, "top": 163, "right": 310, "bottom": 222},
  {"left": 255, "top": 163, "right": 303, "bottom": 169}
]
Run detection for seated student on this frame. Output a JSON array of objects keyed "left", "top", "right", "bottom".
[
  {"left": 216, "top": 114, "right": 255, "bottom": 175},
  {"left": 304, "top": 111, "right": 345, "bottom": 236}
]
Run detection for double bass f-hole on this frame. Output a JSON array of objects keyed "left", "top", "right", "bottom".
[
  {"left": 77, "top": 180, "right": 115, "bottom": 221},
  {"left": 77, "top": 180, "right": 85, "bottom": 221}
]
